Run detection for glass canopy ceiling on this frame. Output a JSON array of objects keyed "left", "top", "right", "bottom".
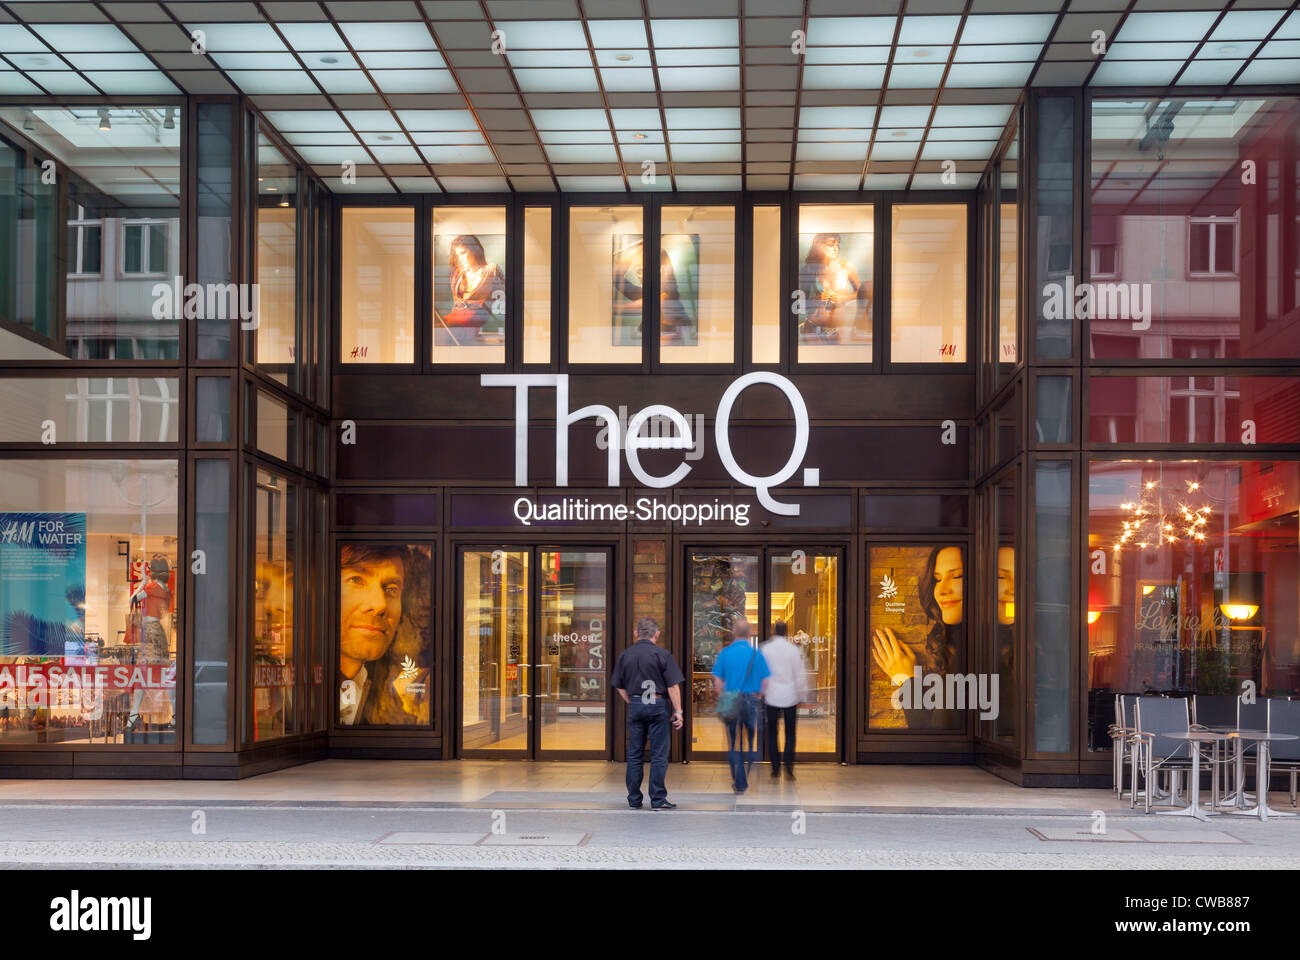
[{"left": 0, "top": 0, "right": 1295, "bottom": 193}]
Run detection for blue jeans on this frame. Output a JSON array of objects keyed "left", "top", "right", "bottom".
[
  {"left": 725, "top": 694, "right": 760, "bottom": 791},
  {"left": 626, "top": 699, "right": 670, "bottom": 805}
]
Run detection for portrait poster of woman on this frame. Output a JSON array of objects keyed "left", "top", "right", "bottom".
[
  {"left": 868, "top": 544, "right": 965, "bottom": 731},
  {"left": 433, "top": 233, "right": 506, "bottom": 347},
  {"left": 610, "top": 234, "right": 699, "bottom": 347},
  {"left": 797, "top": 231, "right": 873, "bottom": 345},
  {"left": 336, "top": 543, "right": 433, "bottom": 727}
]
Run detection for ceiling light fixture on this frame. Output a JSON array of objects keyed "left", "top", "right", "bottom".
[
  {"left": 98, "top": 108, "right": 111, "bottom": 132},
  {"left": 163, "top": 107, "right": 175, "bottom": 130},
  {"left": 912, "top": 49, "right": 932, "bottom": 58},
  {"left": 321, "top": 55, "right": 340, "bottom": 65},
  {"left": 891, "top": 130, "right": 908, "bottom": 137},
  {"left": 615, "top": 53, "right": 634, "bottom": 62},
  {"left": 634, "top": 132, "right": 647, "bottom": 139},
  {"left": 1219, "top": 603, "right": 1259, "bottom": 621},
  {"left": 1218, "top": 44, "right": 1239, "bottom": 56},
  {"left": 22, "top": 110, "right": 35, "bottom": 132},
  {"left": 279, "top": 198, "right": 290, "bottom": 207},
  {"left": 377, "top": 134, "right": 394, "bottom": 141},
  {"left": 30, "top": 57, "right": 49, "bottom": 66}
]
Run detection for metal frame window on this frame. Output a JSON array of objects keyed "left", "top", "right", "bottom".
[
  {"left": 1187, "top": 215, "right": 1238, "bottom": 279},
  {"left": 120, "top": 219, "right": 170, "bottom": 277}
]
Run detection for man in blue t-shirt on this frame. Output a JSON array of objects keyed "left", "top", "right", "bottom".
[{"left": 712, "top": 618, "right": 770, "bottom": 793}]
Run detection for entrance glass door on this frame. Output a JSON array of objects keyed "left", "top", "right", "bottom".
[
  {"left": 460, "top": 546, "right": 611, "bottom": 759},
  {"left": 461, "top": 549, "right": 530, "bottom": 754},
  {"left": 538, "top": 550, "right": 608, "bottom": 756},
  {"left": 687, "top": 548, "right": 841, "bottom": 759}
]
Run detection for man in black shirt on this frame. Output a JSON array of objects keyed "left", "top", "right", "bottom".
[{"left": 610, "top": 617, "right": 685, "bottom": 810}]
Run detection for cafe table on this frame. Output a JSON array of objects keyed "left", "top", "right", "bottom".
[
  {"left": 1223, "top": 730, "right": 1299, "bottom": 823},
  {"left": 1157, "top": 731, "right": 1232, "bottom": 821}
]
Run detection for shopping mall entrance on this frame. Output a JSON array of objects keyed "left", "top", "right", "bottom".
[
  {"left": 685, "top": 546, "right": 843, "bottom": 762},
  {"left": 457, "top": 546, "right": 612, "bottom": 760}
]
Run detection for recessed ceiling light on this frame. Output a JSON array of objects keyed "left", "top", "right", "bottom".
[
  {"left": 1217, "top": 44, "right": 1239, "bottom": 55},
  {"left": 279, "top": 198, "right": 289, "bottom": 207},
  {"left": 634, "top": 132, "right": 647, "bottom": 139},
  {"left": 377, "top": 134, "right": 394, "bottom": 141},
  {"left": 267, "top": 186, "right": 277, "bottom": 191},
  {"left": 616, "top": 53, "right": 634, "bottom": 62},
  {"left": 321, "top": 55, "right": 340, "bottom": 65},
  {"left": 891, "top": 130, "right": 908, "bottom": 137},
  {"left": 912, "top": 49, "right": 932, "bottom": 58},
  {"left": 30, "top": 57, "right": 49, "bottom": 66}
]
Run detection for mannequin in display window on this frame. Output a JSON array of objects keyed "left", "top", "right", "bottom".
[{"left": 125, "top": 555, "right": 173, "bottom": 733}]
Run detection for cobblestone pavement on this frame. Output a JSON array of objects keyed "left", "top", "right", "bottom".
[{"left": 0, "top": 802, "right": 1297, "bottom": 869}]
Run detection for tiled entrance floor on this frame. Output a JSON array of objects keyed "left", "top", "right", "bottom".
[{"left": 0, "top": 760, "right": 1146, "bottom": 812}]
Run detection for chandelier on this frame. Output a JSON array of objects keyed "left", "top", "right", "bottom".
[{"left": 1113, "top": 478, "right": 1211, "bottom": 551}]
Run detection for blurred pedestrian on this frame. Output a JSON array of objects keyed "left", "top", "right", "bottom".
[
  {"left": 712, "top": 617, "right": 769, "bottom": 793},
  {"left": 761, "top": 621, "right": 808, "bottom": 780}
]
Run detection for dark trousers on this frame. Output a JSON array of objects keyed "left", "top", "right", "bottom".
[
  {"left": 626, "top": 699, "right": 670, "bottom": 805},
  {"left": 765, "top": 703, "right": 797, "bottom": 774},
  {"left": 725, "top": 694, "right": 760, "bottom": 791}
]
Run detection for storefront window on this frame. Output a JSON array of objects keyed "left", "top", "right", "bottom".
[
  {"left": 432, "top": 206, "right": 507, "bottom": 365},
  {"left": 522, "top": 207, "right": 552, "bottom": 364},
  {"left": 993, "top": 479, "right": 1016, "bottom": 742},
  {"left": 868, "top": 544, "right": 966, "bottom": 731},
  {"left": 253, "top": 468, "right": 295, "bottom": 741},
  {"left": 337, "top": 543, "right": 432, "bottom": 727},
  {"left": 1088, "top": 461, "right": 1300, "bottom": 738},
  {"left": 462, "top": 549, "right": 528, "bottom": 751},
  {"left": 752, "top": 205, "right": 781, "bottom": 364},
  {"left": 1034, "top": 460, "right": 1072, "bottom": 752},
  {"left": 568, "top": 205, "right": 644, "bottom": 364},
  {"left": 0, "top": 106, "right": 181, "bottom": 361},
  {"left": 196, "top": 102, "right": 235, "bottom": 362},
  {"left": 538, "top": 550, "right": 608, "bottom": 752},
  {"left": 340, "top": 207, "right": 414, "bottom": 364},
  {"left": 255, "top": 136, "right": 297, "bottom": 386},
  {"left": 255, "top": 390, "right": 298, "bottom": 466},
  {"left": 891, "top": 203, "right": 967, "bottom": 364},
  {"left": 192, "top": 459, "right": 229, "bottom": 744},
  {"left": 0, "top": 459, "right": 178, "bottom": 745},
  {"left": 797, "top": 203, "right": 873, "bottom": 364},
  {"left": 1090, "top": 97, "right": 1300, "bottom": 360},
  {"left": 659, "top": 205, "right": 735, "bottom": 365}
]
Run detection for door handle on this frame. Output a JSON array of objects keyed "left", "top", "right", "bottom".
[{"left": 534, "top": 662, "right": 552, "bottom": 698}]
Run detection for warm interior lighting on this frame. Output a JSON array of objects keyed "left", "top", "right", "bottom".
[
  {"left": 1003, "top": 601, "right": 1014, "bottom": 620},
  {"left": 1087, "top": 610, "right": 1101, "bottom": 624},
  {"left": 1141, "top": 584, "right": 1156, "bottom": 595},
  {"left": 1220, "top": 603, "right": 1259, "bottom": 621}
]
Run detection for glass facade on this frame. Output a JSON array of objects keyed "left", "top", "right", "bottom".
[
  {"left": 0, "top": 76, "right": 1291, "bottom": 791},
  {"left": 0, "top": 106, "right": 182, "bottom": 361}
]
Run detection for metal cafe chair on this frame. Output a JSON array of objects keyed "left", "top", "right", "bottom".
[
  {"left": 1132, "top": 696, "right": 1194, "bottom": 813},
  {"left": 1109, "top": 694, "right": 1141, "bottom": 800},
  {"left": 1268, "top": 698, "right": 1300, "bottom": 807},
  {"left": 1192, "top": 693, "right": 1241, "bottom": 801}
]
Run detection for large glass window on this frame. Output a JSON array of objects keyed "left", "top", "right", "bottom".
[
  {"left": 993, "top": 478, "right": 1016, "bottom": 742},
  {"left": 252, "top": 469, "right": 295, "bottom": 741},
  {"left": 1034, "top": 460, "right": 1072, "bottom": 752},
  {"left": 891, "top": 203, "right": 967, "bottom": 364},
  {"left": 0, "top": 107, "right": 181, "bottom": 361},
  {"left": 0, "top": 377, "right": 178, "bottom": 443},
  {"left": 1036, "top": 96, "right": 1074, "bottom": 361},
  {"left": 340, "top": 207, "right": 414, "bottom": 364},
  {"left": 0, "top": 459, "right": 179, "bottom": 745},
  {"left": 769, "top": 551, "right": 839, "bottom": 756},
  {"left": 193, "top": 460, "right": 229, "bottom": 744},
  {"left": 999, "top": 145, "right": 1018, "bottom": 367},
  {"left": 255, "top": 136, "right": 297, "bottom": 385},
  {"left": 432, "top": 205, "right": 507, "bottom": 365},
  {"left": 1090, "top": 97, "right": 1300, "bottom": 360},
  {"left": 522, "top": 207, "right": 552, "bottom": 364},
  {"left": 659, "top": 205, "right": 735, "bottom": 365},
  {"left": 1088, "top": 375, "right": 1300, "bottom": 444},
  {"left": 689, "top": 552, "right": 758, "bottom": 752},
  {"left": 797, "top": 203, "right": 873, "bottom": 364},
  {"left": 1088, "top": 461, "right": 1300, "bottom": 735},
  {"left": 568, "top": 205, "right": 644, "bottom": 364},
  {"left": 461, "top": 549, "right": 529, "bottom": 751},
  {"left": 752, "top": 205, "right": 781, "bottom": 364}
]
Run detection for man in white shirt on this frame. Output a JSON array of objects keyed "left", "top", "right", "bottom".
[{"left": 760, "top": 622, "right": 809, "bottom": 780}]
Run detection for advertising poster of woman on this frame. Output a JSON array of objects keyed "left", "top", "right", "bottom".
[
  {"left": 797, "top": 231, "right": 872, "bottom": 345},
  {"left": 610, "top": 234, "right": 699, "bottom": 346},
  {"left": 869, "top": 545, "right": 965, "bottom": 730},
  {"left": 433, "top": 233, "right": 506, "bottom": 347}
]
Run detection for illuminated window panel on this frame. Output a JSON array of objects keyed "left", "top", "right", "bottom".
[
  {"left": 432, "top": 206, "right": 507, "bottom": 365},
  {"left": 522, "top": 208, "right": 552, "bottom": 364},
  {"left": 796, "top": 203, "right": 874, "bottom": 364},
  {"left": 340, "top": 208, "right": 415, "bottom": 364},
  {"left": 568, "top": 206, "right": 644, "bottom": 364},
  {"left": 659, "top": 205, "right": 735, "bottom": 365},
  {"left": 891, "top": 204, "right": 967, "bottom": 364}
]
